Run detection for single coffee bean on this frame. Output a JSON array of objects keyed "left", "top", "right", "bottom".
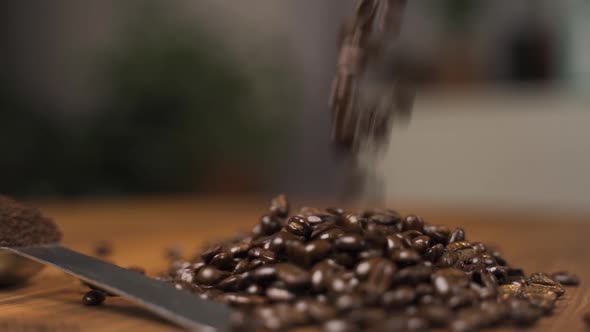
[
  {"left": 275, "top": 263, "right": 311, "bottom": 289},
  {"left": 382, "top": 286, "right": 416, "bottom": 308},
  {"left": 195, "top": 266, "right": 228, "bottom": 286},
  {"left": 370, "top": 213, "right": 400, "bottom": 225},
  {"left": 411, "top": 235, "right": 431, "bottom": 254},
  {"left": 306, "top": 215, "right": 325, "bottom": 225},
  {"left": 209, "top": 252, "right": 235, "bottom": 270},
  {"left": 251, "top": 265, "right": 278, "bottom": 284},
  {"left": 423, "top": 225, "right": 451, "bottom": 245},
  {"left": 233, "top": 260, "right": 249, "bottom": 274},
  {"left": 311, "top": 261, "right": 344, "bottom": 293},
  {"left": 448, "top": 228, "right": 466, "bottom": 243},
  {"left": 550, "top": 271, "right": 579, "bottom": 286},
  {"left": 447, "top": 241, "right": 472, "bottom": 251},
  {"left": 396, "top": 264, "right": 434, "bottom": 285},
  {"left": 402, "top": 215, "right": 424, "bottom": 232},
  {"left": 527, "top": 272, "right": 565, "bottom": 296},
  {"left": 260, "top": 215, "right": 283, "bottom": 235},
  {"left": 328, "top": 272, "right": 359, "bottom": 294},
  {"left": 248, "top": 247, "right": 277, "bottom": 263},
  {"left": 424, "top": 244, "right": 444, "bottom": 263},
  {"left": 364, "top": 259, "right": 396, "bottom": 296},
  {"left": 266, "top": 286, "right": 296, "bottom": 302},
  {"left": 326, "top": 207, "right": 346, "bottom": 216},
  {"left": 200, "top": 245, "right": 222, "bottom": 263},
  {"left": 286, "top": 216, "right": 312, "bottom": 238},
  {"left": 386, "top": 234, "right": 410, "bottom": 253},
  {"left": 436, "top": 251, "right": 459, "bottom": 268},
  {"left": 340, "top": 214, "right": 364, "bottom": 232},
  {"left": 285, "top": 239, "right": 311, "bottom": 267},
  {"left": 448, "top": 289, "right": 478, "bottom": 309},
  {"left": 334, "top": 292, "right": 364, "bottom": 311},
  {"left": 223, "top": 293, "right": 266, "bottom": 307},
  {"left": 402, "top": 230, "right": 423, "bottom": 239},
  {"left": 305, "top": 239, "right": 333, "bottom": 263},
  {"left": 227, "top": 242, "right": 251, "bottom": 258},
  {"left": 392, "top": 249, "right": 421, "bottom": 266},
  {"left": 217, "top": 274, "right": 250, "bottom": 291},
  {"left": 316, "top": 227, "right": 346, "bottom": 241},
  {"left": 246, "top": 283, "right": 264, "bottom": 295},
  {"left": 323, "top": 319, "right": 359, "bottom": 332},
  {"left": 432, "top": 268, "right": 470, "bottom": 297},
  {"left": 334, "top": 234, "right": 365, "bottom": 252},
  {"left": 269, "top": 194, "right": 289, "bottom": 218},
  {"left": 507, "top": 298, "right": 543, "bottom": 326},
  {"left": 82, "top": 290, "right": 106, "bottom": 306}
]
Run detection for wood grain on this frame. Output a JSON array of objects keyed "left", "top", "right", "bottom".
[{"left": 0, "top": 196, "right": 588, "bottom": 331}]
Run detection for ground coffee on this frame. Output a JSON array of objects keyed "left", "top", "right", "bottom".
[
  {"left": 159, "top": 195, "right": 580, "bottom": 331},
  {"left": 0, "top": 195, "right": 62, "bottom": 247}
]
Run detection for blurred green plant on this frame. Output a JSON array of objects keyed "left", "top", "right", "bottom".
[{"left": 0, "top": 2, "right": 298, "bottom": 197}]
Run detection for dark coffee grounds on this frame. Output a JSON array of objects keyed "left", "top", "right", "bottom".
[
  {"left": 159, "top": 195, "right": 579, "bottom": 331},
  {"left": 0, "top": 195, "right": 62, "bottom": 247}
]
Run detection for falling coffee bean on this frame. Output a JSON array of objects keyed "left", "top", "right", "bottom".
[{"left": 82, "top": 290, "right": 106, "bottom": 306}]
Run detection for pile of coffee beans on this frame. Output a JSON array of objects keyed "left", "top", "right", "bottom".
[{"left": 159, "top": 195, "right": 579, "bottom": 331}]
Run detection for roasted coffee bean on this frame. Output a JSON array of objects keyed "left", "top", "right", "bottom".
[
  {"left": 382, "top": 286, "right": 416, "bottom": 308},
  {"left": 305, "top": 300, "right": 338, "bottom": 321},
  {"left": 306, "top": 215, "right": 325, "bottom": 226},
  {"left": 200, "top": 245, "right": 222, "bottom": 263},
  {"left": 396, "top": 264, "right": 433, "bottom": 285},
  {"left": 490, "top": 251, "right": 507, "bottom": 266},
  {"left": 233, "top": 259, "right": 249, "bottom": 274},
  {"left": 209, "top": 253, "right": 234, "bottom": 270},
  {"left": 437, "top": 251, "right": 459, "bottom": 268},
  {"left": 326, "top": 207, "right": 346, "bottom": 216},
  {"left": 520, "top": 285, "right": 558, "bottom": 313},
  {"left": 227, "top": 242, "right": 251, "bottom": 258},
  {"left": 286, "top": 216, "right": 312, "bottom": 238},
  {"left": 269, "top": 194, "right": 289, "bottom": 218},
  {"left": 355, "top": 258, "right": 379, "bottom": 280},
  {"left": 392, "top": 249, "right": 421, "bottom": 266},
  {"left": 348, "top": 308, "right": 387, "bottom": 328},
  {"left": 82, "top": 290, "right": 106, "bottom": 306},
  {"left": 275, "top": 263, "right": 311, "bottom": 289},
  {"left": 217, "top": 274, "right": 250, "bottom": 292},
  {"left": 223, "top": 293, "right": 266, "bottom": 307},
  {"left": 402, "top": 230, "right": 423, "bottom": 239},
  {"left": 334, "top": 292, "right": 364, "bottom": 311},
  {"left": 311, "top": 261, "right": 343, "bottom": 293},
  {"left": 285, "top": 239, "right": 310, "bottom": 267},
  {"left": 402, "top": 215, "right": 424, "bottom": 232},
  {"left": 268, "top": 231, "right": 301, "bottom": 254},
  {"left": 420, "top": 305, "right": 452, "bottom": 327},
  {"left": 386, "top": 234, "right": 410, "bottom": 253},
  {"left": 334, "top": 234, "right": 365, "bottom": 252},
  {"left": 274, "top": 303, "right": 310, "bottom": 328},
  {"left": 424, "top": 243, "right": 444, "bottom": 263},
  {"left": 365, "top": 258, "right": 396, "bottom": 297},
  {"left": 305, "top": 239, "right": 333, "bottom": 263},
  {"left": 527, "top": 272, "right": 565, "bottom": 296},
  {"left": 448, "top": 228, "right": 465, "bottom": 243},
  {"left": 447, "top": 241, "right": 472, "bottom": 251},
  {"left": 246, "top": 283, "right": 264, "bottom": 295},
  {"left": 370, "top": 213, "right": 400, "bottom": 225},
  {"left": 411, "top": 235, "right": 431, "bottom": 254},
  {"left": 432, "top": 268, "right": 470, "bottom": 297},
  {"left": 195, "top": 266, "right": 228, "bottom": 285},
  {"left": 358, "top": 249, "right": 383, "bottom": 260},
  {"left": 471, "top": 242, "right": 486, "bottom": 253},
  {"left": 323, "top": 319, "right": 359, "bottom": 332},
  {"left": 260, "top": 215, "right": 283, "bottom": 235},
  {"left": 248, "top": 247, "right": 277, "bottom": 263},
  {"left": 333, "top": 252, "right": 358, "bottom": 269},
  {"left": 448, "top": 289, "right": 478, "bottom": 309},
  {"left": 316, "top": 227, "right": 346, "bottom": 241},
  {"left": 266, "top": 286, "right": 296, "bottom": 302},
  {"left": 423, "top": 225, "right": 451, "bottom": 245},
  {"left": 550, "top": 271, "right": 580, "bottom": 286},
  {"left": 328, "top": 272, "right": 359, "bottom": 294},
  {"left": 507, "top": 298, "right": 543, "bottom": 326},
  {"left": 251, "top": 265, "right": 278, "bottom": 283}
]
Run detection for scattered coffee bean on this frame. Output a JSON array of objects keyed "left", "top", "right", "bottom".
[
  {"left": 82, "top": 290, "right": 106, "bottom": 306},
  {"left": 551, "top": 271, "right": 579, "bottom": 286}
]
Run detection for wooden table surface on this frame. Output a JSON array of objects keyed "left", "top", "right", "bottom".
[{"left": 0, "top": 196, "right": 588, "bottom": 331}]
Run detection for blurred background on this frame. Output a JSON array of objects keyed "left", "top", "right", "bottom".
[{"left": 2, "top": 0, "right": 590, "bottom": 212}]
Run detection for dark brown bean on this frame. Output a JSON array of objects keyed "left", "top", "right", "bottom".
[
  {"left": 411, "top": 235, "right": 431, "bottom": 254},
  {"left": 217, "top": 273, "right": 250, "bottom": 291},
  {"left": 305, "top": 239, "right": 333, "bottom": 263},
  {"left": 209, "top": 252, "right": 234, "bottom": 270},
  {"left": 386, "top": 234, "right": 410, "bottom": 253},
  {"left": 227, "top": 242, "right": 251, "bottom": 258},
  {"left": 423, "top": 225, "right": 450, "bottom": 244},
  {"left": 195, "top": 266, "right": 228, "bottom": 285},
  {"left": 328, "top": 272, "right": 359, "bottom": 294},
  {"left": 508, "top": 298, "right": 543, "bottom": 326},
  {"left": 364, "top": 258, "right": 397, "bottom": 297},
  {"left": 402, "top": 215, "right": 424, "bottom": 231},
  {"left": 392, "top": 249, "right": 421, "bottom": 266},
  {"left": 246, "top": 283, "right": 264, "bottom": 295},
  {"left": 305, "top": 300, "right": 338, "bottom": 322},
  {"left": 449, "top": 228, "right": 466, "bottom": 243},
  {"left": 223, "top": 293, "right": 266, "bottom": 307},
  {"left": 551, "top": 271, "right": 580, "bottom": 286},
  {"left": 269, "top": 194, "right": 289, "bottom": 218},
  {"left": 527, "top": 272, "right": 565, "bottom": 296},
  {"left": 285, "top": 239, "right": 310, "bottom": 267},
  {"left": 275, "top": 263, "right": 311, "bottom": 289},
  {"left": 286, "top": 216, "right": 312, "bottom": 238},
  {"left": 252, "top": 265, "right": 278, "bottom": 284},
  {"left": 334, "top": 292, "right": 364, "bottom": 311},
  {"left": 200, "top": 245, "right": 222, "bottom": 263},
  {"left": 311, "top": 261, "right": 344, "bottom": 293},
  {"left": 82, "top": 290, "right": 106, "bottom": 306},
  {"left": 420, "top": 305, "right": 452, "bottom": 327},
  {"left": 266, "top": 286, "right": 296, "bottom": 302},
  {"left": 436, "top": 251, "right": 459, "bottom": 268},
  {"left": 447, "top": 289, "right": 478, "bottom": 309},
  {"left": 323, "top": 319, "right": 359, "bottom": 332},
  {"left": 424, "top": 243, "right": 444, "bottom": 263},
  {"left": 260, "top": 215, "right": 283, "bottom": 235},
  {"left": 370, "top": 213, "right": 400, "bottom": 225},
  {"left": 316, "top": 227, "right": 346, "bottom": 241},
  {"left": 248, "top": 247, "right": 277, "bottom": 263},
  {"left": 334, "top": 234, "right": 365, "bottom": 252},
  {"left": 382, "top": 286, "right": 416, "bottom": 308},
  {"left": 432, "top": 268, "right": 470, "bottom": 297}
]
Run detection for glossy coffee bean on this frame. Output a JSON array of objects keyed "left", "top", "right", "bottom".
[
  {"left": 252, "top": 265, "right": 278, "bottom": 283},
  {"left": 449, "top": 228, "right": 465, "bottom": 243},
  {"left": 217, "top": 274, "right": 250, "bottom": 291},
  {"left": 370, "top": 213, "right": 400, "bottom": 225},
  {"left": 424, "top": 243, "right": 444, "bottom": 263},
  {"left": 209, "top": 253, "right": 234, "bottom": 270},
  {"left": 195, "top": 266, "right": 228, "bottom": 285},
  {"left": 275, "top": 263, "right": 311, "bottom": 289},
  {"left": 432, "top": 268, "right": 470, "bottom": 297},
  {"left": 266, "top": 286, "right": 296, "bottom": 302},
  {"left": 423, "top": 225, "right": 450, "bottom": 245},
  {"left": 223, "top": 293, "right": 266, "bottom": 307},
  {"left": 334, "top": 292, "right": 364, "bottom": 311},
  {"left": 411, "top": 235, "right": 431, "bottom": 254},
  {"left": 285, "top": 240, "right": 310, "bottom": 267},
  {"left": 82, "top": 290, "right": 106, "bottom": 306},
  {"left": 286, "top": 216, "right": 312, "bottom": 238},
  {"left": 402, "top": 215, "right": 424, "bottom": 231},
  {"left": 227, "top": 242, "right": 251, "bottom": 258},
  {"left": 311, "top": 261, "right": 343, "bottom": 293},
  {"left": 248, "top": 247, "right": 277, "bottom": 263},
  {"left": 334, "top": 234, "right": 365, "bottom": 252},
  {"left": 200, "top": 245, "right": 222, "bottom": 263},
  {"left": 382, "top": 286, "right": 416, "bottom": 308},
  {"left": 316, "top": 228, "right": 346, "bottom": 241},
  {"left": 305, "top": 239, "right": 333, "bottom": 263},
  {"left": 365, "top": 258, "right": 396, "bottom": 296},
  {"left": 232, "top": 259, "right": 249, "bottom": 274},
  {"left": 269, "top": 194, "right": 289, "bottom": 218},
  {"left": 323, "top": 319, "right": 359, "bottom": 332},
  {"left": 550, "top": 271, "right": 579, "bottom": 286},
  {"left": 437, "top": 251, "right": 459, "bottom": 268},
  {"left": 392, "top": 249, "right": 421, "bottom": 266},
  {"left": 386, "top": 234, "right": 411, "bottom": 253},
  {"left": 260, "top": 215, "right": 283, "bottom": 235}
]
